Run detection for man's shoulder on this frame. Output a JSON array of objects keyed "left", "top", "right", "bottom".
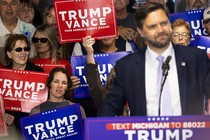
[
  {"left": 174, "top": 45, "right": 206, "bottom": 55},
  {"left": 116, "top": 49, "right": 145, "bottom": 64},
  {"left": 174, "top": 45, "right": 208, "bottom": 62}
]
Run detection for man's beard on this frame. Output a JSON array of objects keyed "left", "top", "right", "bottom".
[{"left": 145, "top": 32, "right": 171, "bottom": 49}]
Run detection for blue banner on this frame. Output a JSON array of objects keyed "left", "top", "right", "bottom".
[
  {"left": 170, "top": 9, "right": 206, "bottom": 46},
  {"left": 71, "top": 51, "right": 131, "bottom": 98},
  {"left": 194, "top": 35, "right": 210, "bottom": 54},
  {"left": 20, "top": 104, "right": 84, "bottom": 140},
  {"left": 85, "top": 116, "right": 210, "bottom": 140}
]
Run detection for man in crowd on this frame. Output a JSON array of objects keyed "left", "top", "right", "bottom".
[
  {"left": 0, "top": 0, "right": 36, "bottom": 65},
  {"left": 115, "top": 0, "right": 136, "bottom": 41}
]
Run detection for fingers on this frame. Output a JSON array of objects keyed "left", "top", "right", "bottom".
[
  {"left": 82, "top": 36, "right": 95, "bottom": 47},
  {"left": 82, "top": 36, "right": 95, "bottom": 53},
  {"left": 118, "top": 26, "right": 136, "bottom": 41},
  {"left": 1, "top": 113, "right": 14, "bottom": 126},
  {"left": 70, "top": 76, "right": 80, "bottom": 90}
]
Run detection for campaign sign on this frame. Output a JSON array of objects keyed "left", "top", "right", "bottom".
[
  {"left": 194, "top": 35, "right": 210, "bottom": 58},
  {"left": 20, "top": 104, "right": 84, "bottom": 140},
  {"left": 54, "top": 0, "right": 117, "bottom": 43},
  {"left": 85, "top": 116, "right": 210, "bottom": 140},
  {"left": 35, "top": 64, "right": 65, "bottom": 73},
  {"left": 71, "top": 51, "right": 131, "bottom": 98},
  {"left": 0, "top": 68, "right": 48, "bottom": 113},
  {"left": 0, "top": 95, "right": 8, "bottom": 137},
  {"left": 170, "top": 9, "right": 206, "bottom": 46}
]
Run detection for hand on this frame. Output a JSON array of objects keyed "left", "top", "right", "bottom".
[
  {"left": 1, "top": 113, "right": 14, "bottom": 126},
  {"left": 70, "top": 76, "right": 80, "bottom": 90},
  {"left": 82, "top": 36, "right": 95, "bottom": 54},
  {"left": 118, "top": 26, "right": 136, "bottom": 41}
]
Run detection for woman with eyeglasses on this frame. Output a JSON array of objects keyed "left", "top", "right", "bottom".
[
  {"left": 4, "top": 34, "right": 44, "bottom": 71},
  {"left": 31, "top": 24, "right": 71, "bottom": 71},
  {"left": 3, "top": 34, "right": 44, "bottom": 140},
  {"left": 171, "top": 18, "right": 192, "bottom": 46},
  {"left": 31, "top": 24, "right": 80, "bottom": 92}
]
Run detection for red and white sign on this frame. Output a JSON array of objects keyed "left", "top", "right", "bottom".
[
  {"left": 0, "top": 95, "right": 8, "bottom": 137},
  {"left": 54, "top": 0, "right": 117, "bottom": 43},
  {"left": 0, "top": 69, "right": 48, "bottom": 113}
]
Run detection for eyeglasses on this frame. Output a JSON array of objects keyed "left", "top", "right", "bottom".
[
  {"left": 32, "top": 37, "right": 48, "bottom": 43},
  {"left": 172, "top": 32, "right": 190, "bottom": 39},
  {"left": 12, "top": 47, "right": 30, "bottom": 52}
]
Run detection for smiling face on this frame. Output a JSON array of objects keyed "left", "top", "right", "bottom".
[
  {"left": 0, "top": 0, "right": 18, "bottom": 22},
  {"left": 7, "top": 40, "right": 29, "bottom": 69},
  {"left": 49, "top": 71, "right": 68, "bottom": 101},
  {"left": 137, "top": 9, "right": 171, "bottom": 50}
]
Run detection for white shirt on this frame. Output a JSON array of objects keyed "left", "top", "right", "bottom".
[{"left": 145, "top": 42, "right": 182, "bottom": 116}]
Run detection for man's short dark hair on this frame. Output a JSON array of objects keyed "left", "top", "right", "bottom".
[{"left": 135, "top": 2, "right": 170, "bottom": 29}]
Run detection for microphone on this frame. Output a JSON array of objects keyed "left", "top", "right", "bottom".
[
  {"left": 158, "top": 55, "right": 172, "bottom": 116},
  {"left": 162, "top": 56, "right": 172, "bottom": 76}
]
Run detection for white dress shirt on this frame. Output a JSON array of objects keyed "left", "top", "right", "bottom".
[{"left": 145, "top": 42, "right": 182, "bottom": 116}]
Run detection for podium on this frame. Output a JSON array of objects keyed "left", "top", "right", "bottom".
[{"left": 85, "top": 115, "right": 210, "bottom": 140}]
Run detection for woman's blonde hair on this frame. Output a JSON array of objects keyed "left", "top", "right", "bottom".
[{"left": 33, "top": 24, "right": 60, "bottom": 63}]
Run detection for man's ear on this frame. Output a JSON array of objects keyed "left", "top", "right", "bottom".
[{"left": 137, "top": 27, "right": 144, "bottom": 38}]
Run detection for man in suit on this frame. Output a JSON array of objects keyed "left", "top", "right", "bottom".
[{"left": 99, "top": 2, "right": 210, "bottom": 116}]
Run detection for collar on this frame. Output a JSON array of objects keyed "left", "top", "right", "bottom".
[{"left": 146, "top": 42, "right": 174, "bottom": 61}]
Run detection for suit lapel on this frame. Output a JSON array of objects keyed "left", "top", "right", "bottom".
[
  {"left": 135, "top": 48, "right": 147, "bottom": 115},
  {"left": 174, "top": 46, "right": 187, "bottom": 114}
]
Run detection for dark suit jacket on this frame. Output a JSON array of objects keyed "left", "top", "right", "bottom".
[{"left": 99, "top": 44, "right": 210, "bottom": 116}]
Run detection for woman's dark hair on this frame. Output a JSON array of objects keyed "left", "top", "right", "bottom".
[
  {"left": 4, "top": 34, "right": 30, "bottom": 66},
  {"left": 46, "top": 67, "right": 72, "bottom": 99}
]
